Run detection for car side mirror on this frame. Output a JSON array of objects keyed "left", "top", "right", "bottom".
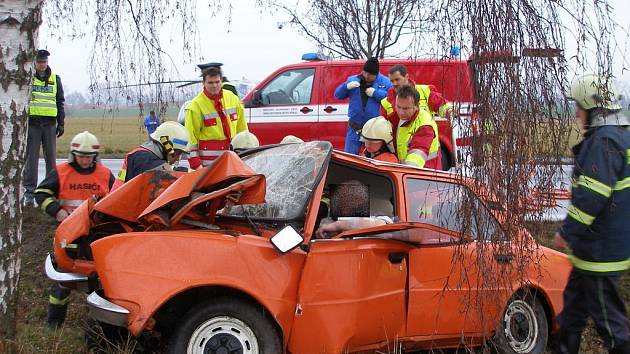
[{"left": 270, "top": 225, "right": 303, "bottom": 253}]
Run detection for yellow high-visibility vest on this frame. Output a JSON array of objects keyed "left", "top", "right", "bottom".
[
  {"left": 396, "top": 109, "right": 440, "bottom": 168},
  {"left": 30, "top": 72, "right": 58, "bottom": 117}
]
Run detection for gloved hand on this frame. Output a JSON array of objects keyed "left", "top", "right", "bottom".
[
  {"left": 365, "top": 87, "right": 375, "bottom": 97},
  {"left": 346, "top": 81, "right": 360, "bottom": 90},
  {"left": 56, "top": 124, "right": 64, "bottom": 138},
  {"left": 56, "top": 209, "right": 69, "bottom": 222}
]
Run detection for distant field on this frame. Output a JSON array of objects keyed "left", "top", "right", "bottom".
[{"left": 57, "top": 116, "right": 170, "bottom": 156}]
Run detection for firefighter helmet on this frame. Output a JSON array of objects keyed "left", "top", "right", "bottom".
[
  {"left": 150, "top": 121, "right": 191, "bottom": 154},
  {"left": 280, "top": 135, "right": 304, "bottom": 144},
  {"left": 360, "top": 116, "right": 395, "bottom": 152},
  {"left": 567, "top": 74, "right": 622, "bottom": 111},
  {"left": 70, "top": 131, "right": 100, "bottom": 155},
  {"left": 231, "top": 131, "right": 259, "bottom": 151}
]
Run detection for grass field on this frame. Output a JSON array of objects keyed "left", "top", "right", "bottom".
[{"left": 58, "top": 116, "right": 163, "bottom": 157}]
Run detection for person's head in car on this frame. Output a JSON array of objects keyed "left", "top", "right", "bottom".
[{"left": 330, "top": 180, "right": 369, "bottom": 218}]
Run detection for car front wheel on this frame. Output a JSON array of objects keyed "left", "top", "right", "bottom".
[
  {"left": 168, "top": 298, "right": 281, "bottom": 354},
  {"left": 492, "top": 292, "right": 548, "bottom": 354}
]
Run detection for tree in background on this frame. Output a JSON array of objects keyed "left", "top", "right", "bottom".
[{"left": 267, "top": 0, "right": 426, "bottom": 59}]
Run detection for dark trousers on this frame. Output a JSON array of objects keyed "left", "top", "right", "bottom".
[
  {"left": 47, "top": 283, "right": 71, "bottom": 328},
  {"left": 557, "top": 269, "right": 630, "bottom": 352},
  {"left": 23, "top": 119, "right": 56, "bottom": 200}
]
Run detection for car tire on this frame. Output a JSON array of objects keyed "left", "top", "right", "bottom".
[
  {"left": 168, "top": 297, "right": 282, "bottom": 354},
  {"left": 491, "top": 292, "right": 548, "bottom": 354}
]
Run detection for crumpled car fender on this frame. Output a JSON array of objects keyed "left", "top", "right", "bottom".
[{"left": 91, "top": 230, "right": 306, "bottom": 336}]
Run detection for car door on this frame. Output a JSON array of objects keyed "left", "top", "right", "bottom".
[
  {"left": 247, "top": 67, "right": 319, "bottom": 145},
  {"left": 288, "top": 236, "right": 411, "bottom": 354},
  {"left": 403, "top": 177, "right": 510, "bottom": 343}
]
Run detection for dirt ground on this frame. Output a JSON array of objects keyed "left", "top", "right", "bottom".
[{"left": 13, "top": 210, "right": 626, "bottom": 353}]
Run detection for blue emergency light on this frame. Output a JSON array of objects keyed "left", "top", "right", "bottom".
[{"left": 301, "top": 53, "right": 328, "bottom": 61}]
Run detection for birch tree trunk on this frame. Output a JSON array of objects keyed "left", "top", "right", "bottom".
[{"left": 0, "top": 0, "right": 42, "bottom": 349}]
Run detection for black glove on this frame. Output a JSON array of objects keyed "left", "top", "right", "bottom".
[{"left": 56, "top": 125, "right": 64, "bottom": 138}]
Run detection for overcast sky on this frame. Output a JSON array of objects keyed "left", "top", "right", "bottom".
[{"left": 38, "top": 0, "right": 630, "bottom": 95}]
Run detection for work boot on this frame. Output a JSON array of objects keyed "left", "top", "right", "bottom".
[
  {"left": 47, "top": 303, "right": 68, "bottom": 330},
  {"left": 610, "top": 341, "right": 630, "bottom": 354},
  {"left": 556, "top": 333, "right": 581, "bottom": 354},
  {"left": 23, "top": 196, "right": 35, "bottom": 208}
]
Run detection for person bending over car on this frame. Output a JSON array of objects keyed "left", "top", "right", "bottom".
[
  {"left": 111, "top": 121, "right": 190, "bottom": 190},
  {"left": 315, "top": 180, "right": 393, "bottom": 239}
]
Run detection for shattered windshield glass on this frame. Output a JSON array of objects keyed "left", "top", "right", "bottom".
[{"left": 221, "top": 141, "right": 331, "bottom": 220}]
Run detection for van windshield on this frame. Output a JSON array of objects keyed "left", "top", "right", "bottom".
[{"left": 221, "top": 142, "right": 332, "bottom": 220}]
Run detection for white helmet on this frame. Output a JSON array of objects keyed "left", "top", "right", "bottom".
[
  {"left": 280, "top": 135, "right": 304, "bottom": 144},
  {"left": 567, "top": 74, "right": 622, "bottom": 111},
  {"left": 230, "top": 131, "right": 259, "bottom": 151},
  {"left": 151, "top": 121, "right": 191, "bottom": 154},
  {"left": 177, "top": 100, "right": 192, "bottom": 125},
  {"left": 360, "top": 116, "right": 394, "bottom": 152},
  {"left": 70, "top": 131, "right": 100, "bottom": 155}
]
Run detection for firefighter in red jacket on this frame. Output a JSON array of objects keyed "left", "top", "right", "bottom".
[
  {"left": 387, "top": 85, "right": 442, "bottom": 169},
  {"left": 185, "top": 66, "right": 248, "bottom": 169},
  {"left": 34, "top": 131, "right": 114, "bottom": 329},
  {"left": 381, "top": 64, "right": 453, "bottom": 119}
]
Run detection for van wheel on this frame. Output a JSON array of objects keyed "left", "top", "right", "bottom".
[
  {"left": 168, "top": 298, "right": 281, "bottom": 354},
  {"left": 491, "top": 292, "right": 548, "bottom": 354},
  {"left": 440, "top": 145, "right": 452, "bottom": 171}
]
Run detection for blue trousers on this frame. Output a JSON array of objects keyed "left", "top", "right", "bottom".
[{"left": 557, "top": 269, "right": 630, "bottom": 351}]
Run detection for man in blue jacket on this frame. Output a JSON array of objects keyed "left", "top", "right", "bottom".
[
  {"left": 553, "top": 74, "right": 630, "bottom": 354},
  {"left": 334, "top": 57, "right": 391, "bottom": 154}
]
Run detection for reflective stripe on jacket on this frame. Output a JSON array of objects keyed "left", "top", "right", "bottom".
[
  {"left": 30, "top": 72, "right": 58, "bottom": 117},
  {"left": 185, "top": 89, "right": 247, "bottom": 168},
  {"left": 392, "top": 109, "right": 440, "bottom": 169},
  {"left": 57, "top": 162, "right": 111, "bottom": 212},
  {"left": 560, "top": 124, "right": 630, "bottom": 275}
]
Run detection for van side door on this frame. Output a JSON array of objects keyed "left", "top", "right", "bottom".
[{"left": 247, "top": 67, "right": 319, "bottom": 145}]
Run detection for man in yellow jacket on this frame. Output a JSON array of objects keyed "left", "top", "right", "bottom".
[{"left": 185, "top": 66, "right": 248, "bottom": 169}]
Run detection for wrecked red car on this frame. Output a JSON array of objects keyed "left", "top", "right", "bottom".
[{"left": 45, "top": 141, "right": 571, "bottom": 353}]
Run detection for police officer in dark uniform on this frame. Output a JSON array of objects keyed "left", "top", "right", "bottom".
[
  {"left": 24, "top": 49, "right": 66, "bottom": 206},
  {"left": 553, "top": 74, "right": 630, "bottom": 354}
]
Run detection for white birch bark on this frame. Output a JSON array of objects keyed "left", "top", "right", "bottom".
[{"left": 0, "top": 0, "right": 42, "bottom": 344}]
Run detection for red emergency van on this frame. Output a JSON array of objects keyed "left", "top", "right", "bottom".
[{"left": 242, "top": 54, "right": 477, "bottom": 169}]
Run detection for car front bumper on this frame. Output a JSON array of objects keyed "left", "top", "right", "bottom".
[
  {"left": 87, "top": 291, "right": 129, "bottom": 328},
  {"left": 44, "top": 253, "right": 88, "bottom": 283}
]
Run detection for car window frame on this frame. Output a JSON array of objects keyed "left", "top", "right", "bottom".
[
  {"left": 218, "top": 142, "right": 333, "bottom": 224},
  {"left": 259, "top": 67, "right": 316, "bottom": 106},
  {"left": 402, "top": 175, "right": 507, "bottom": 242}
]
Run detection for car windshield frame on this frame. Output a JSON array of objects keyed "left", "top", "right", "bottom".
[{"left": 220, "top": 141, "right": 332, "bottom": 223}]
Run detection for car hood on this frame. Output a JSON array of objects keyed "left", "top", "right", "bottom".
[{"left": 94, "top": 151, "right": 266, "bottom": 228}]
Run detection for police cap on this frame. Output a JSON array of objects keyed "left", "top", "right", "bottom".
[
  {"left": 36, "top": 49, "right": 50, "bottom": 60},
  {"left": 197, "top": 62, "right": 223, "bottom": 71}
]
